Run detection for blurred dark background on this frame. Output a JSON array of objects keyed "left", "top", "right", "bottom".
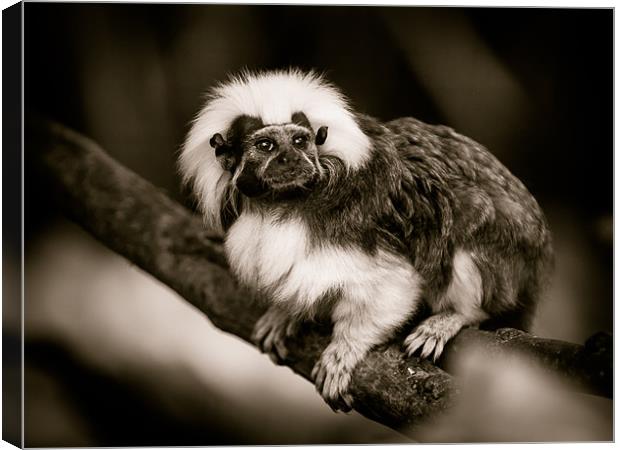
[{"left": 18, "top": 4, "right": 612, "bottom": 446}]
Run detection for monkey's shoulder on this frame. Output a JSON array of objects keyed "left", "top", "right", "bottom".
[
  {"left": 382, "top": 117, "right": 536, "bottom": 202},
  {"left": 383, "top": 117, "right": 505, "bottom": 180},
  {"left": 376, "top": 116, "right": 550, "bottom": 246}
]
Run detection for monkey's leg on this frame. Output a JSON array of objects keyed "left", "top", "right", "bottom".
[
  {"left": 405, "top": 250, "right": 488, "bottom": 362},
  {"left": 311, "top": 292, "right": 420, "bottom": 412},
  {"left": 252, "top": 305, "right": 300, "bottom": 364}
]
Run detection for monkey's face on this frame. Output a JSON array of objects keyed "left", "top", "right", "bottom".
[
  {"left": 234, "top": 124, "right": 319, "bottom": 198},
  {"left": 211, "top": 113, "right": 328, "bottom": 200}
]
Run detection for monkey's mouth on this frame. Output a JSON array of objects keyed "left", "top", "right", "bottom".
[
  {"left": 260, "top": 156, "right": 318, "bottom": 193},
  {"left": 235, "top": 168, "right": 317, "bottom": 199},
  {"left": 234, "top": 154, "right": 318, "bottom": 199},
  {"left": 262, "top": 170, "right": 317, "bottom": 192}
]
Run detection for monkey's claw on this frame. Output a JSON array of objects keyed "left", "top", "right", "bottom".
[
  {"left": 311, "top": 344, "right": 355, "bottom": 412},
  {"left": 252, "top": 308, "right": 298, "bottom": 364},
  {"left": 404, "top": 314, "right": 462, "bottom": 362}
]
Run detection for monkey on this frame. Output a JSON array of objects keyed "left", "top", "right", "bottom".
[{"left": 179, "top": 69, "right": 553, "bottom": 412}]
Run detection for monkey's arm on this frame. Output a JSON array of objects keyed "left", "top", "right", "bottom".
[{"left": 312, "top": 286, "right": 423, "bottom": 411}]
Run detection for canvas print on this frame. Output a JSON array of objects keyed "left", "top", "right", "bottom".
[{"left": 5, "top": 2, "right": 613, "bottom": 446}]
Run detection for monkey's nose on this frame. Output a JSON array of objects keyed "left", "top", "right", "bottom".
[{"left": 273, "top": 152, "right": 299, "bottom": 167}]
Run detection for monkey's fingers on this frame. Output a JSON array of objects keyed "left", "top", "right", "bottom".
[
  {"left": 325, "top": 395, "right": 352, "bottom": 413},
  {"left": 261, "top": 325, "right": 288, "bottom": 364},
  {"left": 431, "top": 340, "right": 447, "bottom": 362},
  {"left": 404, "top": 317, "right": 456, "bottom": 361},
  {"left": 419, "top": 336, "right": 438, "bottom": 360},
  {"left": 261, "top": 326, "right": 278, "bottom": 353},
  {"left": 322, "top": 375, "right": 353, "bottom": 413},
  {"left": 403, "top": 331, "right": 427, "bottom": 356},
  {"left": 340, "top": 393, "right": 354, "bottom": 412},
  {"left": 322, "top": 376, "right": 353, "bottom": 413},
  {"left": 251, "top": 315, "right": 272, "bottom": 347},
  {"left": 312, "top": 350, "right": 355, "bottom": 413},
  {"left": 313, "top": 364, "right": 349, "bottom": 412},
  {"left": 273, "top": 334, "right": 289, "bottom": 361},
  {"left": 252, "top": 311, "right": 292, "bottom": 363},
  {"left": 252, "top": 307, "right": 287, "bottom": 342},
  {"left": 311, "top": 361, "right": 327, "bottom": 389},
  {"left": 285, "top": 320, "right": 299, "bottom": 337}
]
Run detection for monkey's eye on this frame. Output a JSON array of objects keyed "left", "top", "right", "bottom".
[
  {"left": 255, "top": 139, "right": 274, "bottom": 152},
  {"left": 292, "top": 135, "right": 307, "bottom": 147}
]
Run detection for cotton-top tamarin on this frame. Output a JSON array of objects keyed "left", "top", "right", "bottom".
[{"left": 179, "top": 69, "right": 553, "bottom": 412}]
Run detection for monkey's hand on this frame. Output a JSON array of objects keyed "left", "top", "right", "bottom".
[
  {"left": 311, "top": 342, "right": 358, "bottom": 412},
  {"left": 404, "top": 312, "right": 477, "bottom": 362},
  {"left": 251, "top": 306, "right": 299, "bottom": 364}
]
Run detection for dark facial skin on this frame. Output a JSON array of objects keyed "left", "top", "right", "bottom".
[
  {"left": 235, "top": 124, "right": 320, "bottom": 198},
  {"left": 210, "top": 113, "right": 329, "bottom": 201}
]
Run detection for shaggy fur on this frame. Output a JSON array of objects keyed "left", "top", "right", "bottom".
[{"left": 180, "top": 69, "right": 553, "bottom": 411}]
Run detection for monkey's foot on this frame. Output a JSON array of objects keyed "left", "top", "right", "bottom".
[
  {"left": 251, "top": 307, "right": 299, "bottom": 364},
  {"left": 404, "top": 312, "right": 468, "bottom": 362},
  {"left": 311, "top": 343, "right": 356, "bottom": 412}
]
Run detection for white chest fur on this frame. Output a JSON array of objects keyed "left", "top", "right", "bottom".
[
  {"left": 224, "top": 212, "right": 309, "bottom": 293},
  {"left": 224, "top": 212, "right": 422, "bottom": 316}
]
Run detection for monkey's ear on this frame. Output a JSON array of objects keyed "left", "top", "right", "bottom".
[
  {"left": 210, "top": 133, "right": 229, "bottom": 156},
  {"left": 315, "top": 126, "right": 328, "bottom": 146},
  {"left": 210, "top": 133, "right": 237, "bottom": 172}
]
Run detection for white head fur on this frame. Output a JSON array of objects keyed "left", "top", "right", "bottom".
[{"left": 179, "top": 69, "right": 371, "bottom": 231}]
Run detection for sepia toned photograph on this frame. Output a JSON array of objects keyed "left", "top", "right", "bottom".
[{"left": 3, "top": 1, "right": 613, "bottom": 446}]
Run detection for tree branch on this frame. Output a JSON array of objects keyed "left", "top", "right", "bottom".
[{"left": 27, "top": 118, "right": 612, "bottom": 438}]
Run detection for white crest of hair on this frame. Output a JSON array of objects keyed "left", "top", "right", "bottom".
[
  {"left": 179, "top": 68, "right": 371, "bottom": 231},
  {"left": 225, "top": 212, "right": 421, "bottom": 319}
]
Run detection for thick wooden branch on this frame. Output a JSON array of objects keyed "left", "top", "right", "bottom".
[{"left": 27, "top": 118, "right": 612, "bottom": 438}]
